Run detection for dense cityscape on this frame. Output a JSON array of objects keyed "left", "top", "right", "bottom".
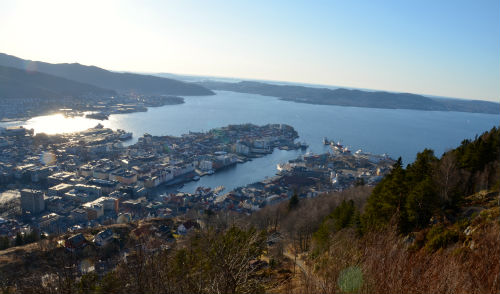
[{"left": 0, "top": 122, "right": 394, "bottom": 249}]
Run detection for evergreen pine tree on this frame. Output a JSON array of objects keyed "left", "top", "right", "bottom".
[
  {"left": 288, "top": 190, "right": 299, "bottom": 211},
  {"left": 15, "top": 232, "right": 23, "bottom": 246}
]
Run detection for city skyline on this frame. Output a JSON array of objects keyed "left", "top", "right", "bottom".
[{"left": 1, "top": 0, "right": 499, "bottom": 102}]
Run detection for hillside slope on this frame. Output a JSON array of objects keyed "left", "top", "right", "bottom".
[
  {"left": 0, "top": 53, "right": 214, "bottom": 96},
  {"left": 0, "top": 65, "right": 115, "bottom": 99},
  {"left": 263, "top": 126, "right": 500, "bottom": 293}
]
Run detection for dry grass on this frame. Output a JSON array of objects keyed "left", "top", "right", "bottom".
[
  {"left": 361, "top": 221, "right": 499, "bottom": 294},
  {"left": 290, "top": 215, "right": 499, "bottom": 294}
]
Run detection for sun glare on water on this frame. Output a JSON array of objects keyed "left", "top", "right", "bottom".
[{"left": 22, "top": 113, "right": 100, "bottom": 135}]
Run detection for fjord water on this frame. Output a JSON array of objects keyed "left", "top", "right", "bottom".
[{"left": 3, "top": 91, "right": 498, "bottom": 193}]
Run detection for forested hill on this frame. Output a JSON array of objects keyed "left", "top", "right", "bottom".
[
  {"left": 0, "top": 53, "right": 214, "bottom": 96},
  {"left": 362, "top": 126, "right": 500, "bottom": 234},
  {"left": 269, "top": 126, "right": 500, "bottom": 293},
  {"left": 198, "top": 80, "right": 499, "bottom": 114},
  {"left": 0, "top": 65, "right": 115, "bottom": 99}
]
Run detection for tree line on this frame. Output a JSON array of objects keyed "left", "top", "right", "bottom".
[{"left": 362, "top": 126, "right": 499, "bottom": 234}]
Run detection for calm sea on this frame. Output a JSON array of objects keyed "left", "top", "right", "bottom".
[{"left": 1, "top": 91, "right": 498, "bottom": 193}]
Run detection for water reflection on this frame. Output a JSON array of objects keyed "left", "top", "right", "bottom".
[
  {"left": 22, "top": 113, "right": 100, "bottom": 135},
  {"left": 180, "top": 148, "right": 307, "bottom": 193},
  {"left": 1, "top": 91, "right": 497, "bottom": 169}
]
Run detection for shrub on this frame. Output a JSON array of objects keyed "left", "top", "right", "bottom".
[{"left": 425, "top": 225, "right": 459, "bottom": 252}]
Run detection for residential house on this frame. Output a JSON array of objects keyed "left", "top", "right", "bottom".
[
  {"left": 93, "top": 229, "right": 114, "bottom": 247},
  {"left": 65, "top": 233, "right": 87, "bottom": 252}
]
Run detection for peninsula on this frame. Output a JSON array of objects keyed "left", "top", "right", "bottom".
[
  {"left": 197, "top": 80, "right": 500, "bottom": 114},
  {"left": 0, "top": 122, "right": 393, "bottom": 238}
]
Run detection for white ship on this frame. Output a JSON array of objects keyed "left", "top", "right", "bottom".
[{"left": 119, "top": 132, "right": 133, "bottom": 140}]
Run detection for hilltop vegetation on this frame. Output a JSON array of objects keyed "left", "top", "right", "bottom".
[
  {"left": 263, "top": 126, "right": 500, "bottom": 293},
  {"left": 0, "top": 217, "right": 277, "bottom": 294},
  {"left": 363, "top": 126, "right": 499, "bottom": 234}
]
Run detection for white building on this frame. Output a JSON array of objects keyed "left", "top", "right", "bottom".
[
  {"left": 199, "top": 160, "right": 213, "bottom": 171},
  {"left": 235, "top": 142, "right": 250, "bottom": 155}
]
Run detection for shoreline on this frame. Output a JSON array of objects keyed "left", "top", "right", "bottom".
[{"left": 0, "top": 95, "right": 185, "bottom": 123}]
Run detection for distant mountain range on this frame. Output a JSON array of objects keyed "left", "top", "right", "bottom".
[
  {"left": 0, "top": 65, "right": 115, "bottom": 99},
  {"left": 0, "top": 52, "right": 497, "bottom": 114},
  {"left": 0, "top": 53, "right": 214, "bottom": 97},
  {"left": 197, "top": 80, "right": 499, "bottom": 114}
]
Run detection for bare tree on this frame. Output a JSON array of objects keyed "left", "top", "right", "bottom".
[{"left": 434, "top": 153, "right": 460, "bottom": 204}]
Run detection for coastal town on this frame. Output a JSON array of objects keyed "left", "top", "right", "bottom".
[
  {"left": 0, "top": 93, "right": 184, "bottom": 122},
  {"left": 0, "top": 123, "right": 394, "bottom": 250}
]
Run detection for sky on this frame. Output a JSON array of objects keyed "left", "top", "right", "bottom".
[{"left": 0, "top": 0, "right": 499, "bottom": 102}]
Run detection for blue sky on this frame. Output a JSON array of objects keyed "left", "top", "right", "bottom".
[{"left": 0, "top": 0, "right": 498, "bottom": 101}]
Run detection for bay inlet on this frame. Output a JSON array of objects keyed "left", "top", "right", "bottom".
[{"left": 1, "top": 90, "right": 498, "bottom": 193}]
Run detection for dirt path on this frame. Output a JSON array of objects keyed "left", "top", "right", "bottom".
[
  {"left": 283, "top": 250, "right": 307, "bottom": 274},
  {"left": 283, "top": 248, "right": 324, "bottom": 292}
]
